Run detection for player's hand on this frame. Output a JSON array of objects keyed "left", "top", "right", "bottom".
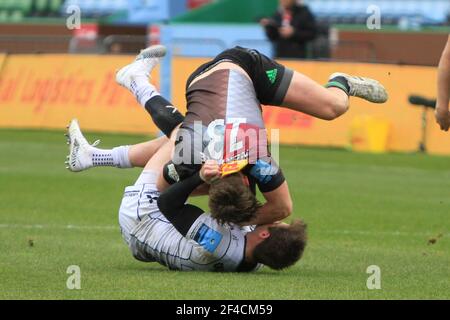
[
  {"left": 435, "top": 105, "right": 450, "bottom": 131},
  {"left": 200, "top": 160, "right": 221, "bottom": 184},
  {"left": 279, "top": 26, "right": 294, "bottom": 38},
  {"left": 260, "top": 18, "right": 276, "bottom": 27},
  {"left": 259, "top": 18, "right": 270, "bottom": 26}
]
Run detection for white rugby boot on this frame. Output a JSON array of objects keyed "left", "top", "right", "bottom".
[
  {"left": 329, "top": 72, "right": 388, "bottom": 103},
  {"left": 65, "top": 119, "right": 100, "bottom": 172},
  {"left": 115, "top": 44, "right": 167, "bottom": 92}
]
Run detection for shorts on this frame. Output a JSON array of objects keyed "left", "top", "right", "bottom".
[
  {"left": 186, "top": 46, "right": 294, "bottom": 106},
  {"left": 118, "top": 170, "right": 161, "bottom": 254}
]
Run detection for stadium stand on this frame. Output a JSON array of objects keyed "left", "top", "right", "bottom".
[
  {"left": 0, "top": 0, "right": 189, "bottom": 23},
  {"left": 305, "top": 0, "right": 450, "bottom": 26},
  {"left": 60, "top": 0, "right": 187, "bottom": 24},
  {"left": 61, "top": 0, "right": 128, "bottom": 18},
  {"left": 0, "top": 0, "right": 63, "bottom": 21},
  {"left": 0, "top": 0, "right": 448, "bottom": 61},
  {"left": 1, "top": 1, "right": 447, "bottom": 26}
]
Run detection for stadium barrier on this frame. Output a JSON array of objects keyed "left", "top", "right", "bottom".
[
  {"left": 0, "top": 53, "right": 6, "bottom": 68},
  {"left": 0, "top": 53, "right": 449, "bottom": 155},
  {"left": 0, "top": 54, "right": 160, "bottom": 134}
]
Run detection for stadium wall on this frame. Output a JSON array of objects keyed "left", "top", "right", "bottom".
[
  {"left": 0, "top": 54, "right": 161, "bottom": 134},
  {"left": 0, "top": 54, "right": 449, "bottom": 155},
  {"left": 0, "top": 53, "right": 6, "bottom": 67}
]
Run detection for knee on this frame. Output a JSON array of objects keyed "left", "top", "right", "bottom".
[{"left": 322, "top": 97, "right": 349, "bottom": 121}]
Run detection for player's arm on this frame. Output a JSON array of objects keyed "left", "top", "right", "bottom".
[
  {"left": 435, "top": 35, "right": 450, "bottom": 131},
  {"left": 157, "top": 172, "right": 204, "bottom": 236},
  {"left": 252, "top": 181, "right": 293, "bottom": 225},
  {"left": 244, "top": 159, "right": 293, "bottom": 225},
  {"left": 157, "top": 160, "right": 220, "bottom": 236}
]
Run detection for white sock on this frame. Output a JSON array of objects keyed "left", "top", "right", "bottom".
[
  {"left": 91, "top": 148, "right": 114, "bottom": 167},
  {"left": 112, "top": 146, "right": 133, "bottom": 168},
  {"left": 131, "top": 77, "right": 160, "bottom": 108},
  {"left": 91, "top": 146, "right": 132, "bottom": 168}
]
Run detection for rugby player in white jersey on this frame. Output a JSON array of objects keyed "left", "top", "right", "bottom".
[{"left": 66, "top": 119, "right": 307, "bottom": 272}]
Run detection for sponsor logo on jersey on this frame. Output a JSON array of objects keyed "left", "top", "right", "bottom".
[
  {"left": 194, "top": 224, "right": 223, "bottom": 253},
  {"left": 249, "top": 159, "right": 278, "bottom": 184}
]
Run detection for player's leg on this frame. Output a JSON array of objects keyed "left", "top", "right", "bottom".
[
  {"left": 116, "top": 45, "right": 184, "bottom": 138},
  {"left": 280, "top": 71, "right": 388, "bottom": 120},
  {"left": 128, "top": 138, "right": 169, "bottom": 167},
  {"left": 65, "top": 118, "right": 168, "bottom": 172},
  {"left": 120, "top": 140, "right": 175, "bottom": 264},
  {"left": 281, "top": 71, "right": 350, "bottom": 120},
  {"left": 66, "top": 46, "right": 188, "bottom": 172},
  {"left": 119, "top": 125, "right": 181, "bottom": 263},
  {"left": 239, "top": 47, "right": 388, "bottom": 120},
  {"left": 119, "top": 157, "right": 166, "bottom": 264}
]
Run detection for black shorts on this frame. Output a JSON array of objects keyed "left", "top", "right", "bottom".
[{"left": 186, "top": 46, "right": 294, "bottom": 106}]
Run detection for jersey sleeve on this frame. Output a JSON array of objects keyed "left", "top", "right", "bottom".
[
  {"left": 244, "top": 157, "right": 285, "bottom": 193},
  {"left": 157, "top": 172, "right": 205, "bottom": 236}
]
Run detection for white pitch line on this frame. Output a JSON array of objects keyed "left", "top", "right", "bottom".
[
  {"left": 0, "top": 223, "right": 447, "bottom": 238},
  {"left": 0, "top": 224, "right": 117, "bottom": 231}
]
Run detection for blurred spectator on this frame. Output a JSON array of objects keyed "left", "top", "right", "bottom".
[
  {"left": 260, "top": 0, "right": 317, "bottom": 59},
  {"left": 109, "top": 43, "right": 124, "bottom": 55}
]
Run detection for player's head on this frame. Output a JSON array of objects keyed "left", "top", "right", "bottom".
[
  {"left": 208, "top": 173, "right": 260, "bottom": 225},
  {"left": 250, "top": 220, "right": 308, "bottom": 270}
]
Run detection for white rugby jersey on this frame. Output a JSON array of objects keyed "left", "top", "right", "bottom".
[{"left": 119, "top": 184, "right": 263, "bottom": 272}]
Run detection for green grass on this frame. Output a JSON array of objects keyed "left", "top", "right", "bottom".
[{"left": 0, "top": 129, "right": 449, "bottom": 300}]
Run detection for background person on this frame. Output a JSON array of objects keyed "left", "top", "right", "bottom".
[{"left": 260, "top": 0, "right": 317, "bottom": 59}]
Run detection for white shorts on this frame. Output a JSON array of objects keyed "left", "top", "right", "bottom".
[{"left": 118, "top": 170, "right": 161, "bottom": 256}]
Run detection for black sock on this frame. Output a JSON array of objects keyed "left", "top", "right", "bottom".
[
  {"left": 325, "top": 76, "right": 350, "bottom": 95},
  {"left": 144, "top": 95, "right": 185, "bottom": 137}
]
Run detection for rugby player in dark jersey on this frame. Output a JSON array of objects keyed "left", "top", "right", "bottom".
[{"left": 70, "top": 45, "right": 388, "bottom": 226}]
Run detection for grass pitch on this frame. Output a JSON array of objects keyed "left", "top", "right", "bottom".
[{"left": 0, "top": 129, "right": 449, "bottom": 300}]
